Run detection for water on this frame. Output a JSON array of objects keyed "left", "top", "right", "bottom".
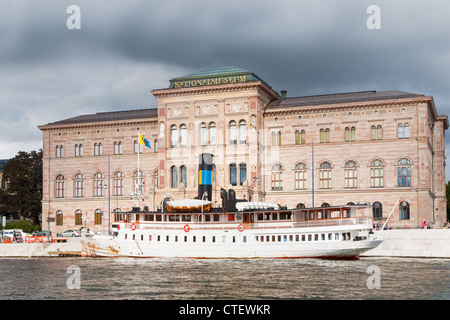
[{"left": 0, "top": 257, "right": 448, "bottom": 300}]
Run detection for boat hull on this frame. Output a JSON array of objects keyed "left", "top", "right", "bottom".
[{"left": 81, "top": 227, "right": 382, "bottom": 260}]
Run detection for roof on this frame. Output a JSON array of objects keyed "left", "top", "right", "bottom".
[
  {"left": 40, "top": 108, "right": 157, "bottom": 128},
  {"left": 267, "top": 90, "right": 424, "bottom": 108},
  {"left": 168, "top": 66, "right": 273, "bottom": 89}
]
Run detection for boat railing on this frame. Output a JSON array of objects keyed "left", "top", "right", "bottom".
[{"left": 124, "top": 217, "right": 372, "bottom": 231}]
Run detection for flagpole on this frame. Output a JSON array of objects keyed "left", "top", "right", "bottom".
[{"left": 137, "top": 131, "right": 140, "bottom": 208}]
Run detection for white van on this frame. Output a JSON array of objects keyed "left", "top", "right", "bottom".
[{"left": 1, "top": 229, "right": 24, "bottom": 242}]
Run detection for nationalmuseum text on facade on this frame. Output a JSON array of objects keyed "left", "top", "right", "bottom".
[{"left": 38, "top": 66, "right": 449, "bottom": 232}]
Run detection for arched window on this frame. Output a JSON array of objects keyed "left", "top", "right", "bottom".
[
  {"left": 180, "top": 165, "right": 187, "bottom": 187},
  {"left": 371, "top": 125, "right": 382, "bottom": 140},
  {"left": 94, "top": 209, "right": 102, "bottom": 225},
  {"left": 239, "top": 120, "right": 246, "bottom": 144},
  {"left": 399, "top": 201, "right": 410, "bottom": 220},
  {"left": 180, "top": 124, "right": 187, "bottom": 147},
  {"left": 271, "top": 164, "right": 283, "bottom": 191},
  {"left": 229, "top": 163, "right": 237, "bottom": 186},
  {"left": 229, "top": 121, "right": 237, "bottom": 144},
  {"left": 321, "top": 203, "right": 330, "bottom": 207},
  {"left": 319, "top": 162, "right": 332, "bottom": 189},
  {"left": 295, "top": 130, "right": 306, "bottom": 145},
  {"left": 153, "top": 169, "right": 159, "bottom": 189},
  {"left": 398, "top": 123, "right": 410, "bottom": 138},
  {"left": 134, "top": 170, "right": 145, "bottom": 195},
  {"left": 294, "top": 163, "right": 307, "bottom": 190},
  {"left": 209, "top": 122, "right": 216, "bottom": 145},
  {"left": 345, "top": 127, "right": 356, "bottom": 142},
  {"left": 114, "top": 141, "right": 122, "bottom": 155},
  {"left": 171, "top": 166, "right": 178, "bottom": 188},
  {"left": 93, "top": 172, "right": 104, "bottom": 197},
  {"left": 397, "top": 158, "right": 411, "bottom": 187},
  {"left": 74, "top": 144, "right": 83, "bottom": 157},
  {"left": 75, "top": 209, "right": 83, "bottom": 225},
  {"left": 113, "top": 171, "right": 123, "bottom": 196},
  {"left": 239, "top": 163, "right": 247, "bottom": 185},
  {"left": 372, "top": 202, "right": 383, "bottom": 219},
  {"left": 56, "top": 145, "right": 64, "bottom": 158},
  {"left": 271, "top": 131, "right": 281, "bottom": 146},
  {"left": 296, "top": 203, "right": 306, "bottom": 208},
  {"left": 55, "top": 174, "right": 65, "bottom": 198},
  {"left": 134, "top": 140, "right": 142, "bottom": 154},
  {"left": 56, "top": 210, "right": 63, "bottom": 226},
  {"left": 171, "top": 125, "right": 178, "bottom": 147},
  {"left": 344, "top": 160, "right": 357, "bottom": 188},
  {"left": 74, "top": 173, "right": 84, "bottom": 198},
  {"left": 370, "top": 159, "right": 384, "bottom": 187},
  {"left": 94, "top": 143, "right": 103, "bottom": 156},
  {"left": 200, "top": 122, "right": 207, "bottom": 146}
]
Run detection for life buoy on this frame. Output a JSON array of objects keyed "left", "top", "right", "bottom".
[
  {"left": 131, "top": 223, "right": 136, "bottom": 231},
  {"left": 184, "top": 224, "right": 190, "bottom": 232},
  {"left": 238, "top": 224, "right": 244, "bottom": 232}
]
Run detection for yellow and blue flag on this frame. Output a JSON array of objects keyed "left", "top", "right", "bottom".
[{"left": 139, "top": 133, "right": 151, "bottom": 149}]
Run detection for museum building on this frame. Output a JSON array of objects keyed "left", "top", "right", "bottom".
[{"left": 38, "top": 66, "right": 448, "bottom": 233}]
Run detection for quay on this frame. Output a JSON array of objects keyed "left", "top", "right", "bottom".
[{"left": 0, "top": 230, "right": 449, "bottom": 258}]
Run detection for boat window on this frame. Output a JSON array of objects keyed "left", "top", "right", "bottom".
[
  {"left": 257, "top": 213, "right": 263, "bottom": 221},
  {"left": 272, "top": 213, "right": 278, "bottom": 220},
  {"left": 342, "top": 233, "right": 346, "bottom": 240},
  {"left": 125, "top": 234, "right": 127, "bottom": 240},
  {"left": 335, "top": 233, "right": 339, "bottom": 240},
  {"left": 243, "top": 236, "right": 247, "bottom": 243},
  {"left": 302, "top": 235, "right": 306, "bottom": 241},
  {"left": 205, "top": 214, "right": 211, "bottom": 222},
  {"left": 321, "top": 234, "right": 325, "bottom": 241},
  {"left": 272, "top": 235, "right": 276, "bottom": 242},
  {"left": 260, "top": 236, "right": 264, "bottom": 242},
  {"left": 175, "top": 236, "right": 178, "bottom": 242},
  {"left": 184, "top": 236, "right": 187, "bottom": 242},
  {"left": 182, "top": 215, "right": 191, "bottom": 222},
  {"left": 141, "top": 235, "right": 144, "bottom": 241},
  {"left": 283, "top": 235, "right": 287, "bottom": 242},
  {"left": 144, "top": 214, "right": 154, "bottom": 221},
  {"left": 228, "top": 214, "right": 235, "bottom": 221},
  {"left": 314, "top": 234, "right": 318, "bottom": 241},
  {"left": 169, "top": 215, "right": 180, "bottom": 222},
  {"left": 328, "top": 233, "right": 332, "bottom": 240},
  {"left": 232, "top": 236, "right": 236, "bottom": 243},
  {"left": 157, "top": 235, "right": 161, "bottom": 241},
  {"left": 264, "top": 213, "right": 271, "bottom": 220},
  {"left": 277, "top": 235, "right": 281, "bottom": 242},
  {"left": 280, "top": 212, "right": 291, "bottom": 220},
  {"left": 213, "top": 215, "right": 220, "bottom": 222},
  {"left": 203, "top": 236, "right": 206, "bottom": 242},
  {"left": 132, "top": 234, "right": 135, "bottom": 240},
  {"left": 149, "top": 235, "right": 152, "bottom": 241},
  {"left": 266, "top": 235, "right": 270, "bottom": 242},
  {"left": 289, "top": 235, "right": 293, "bottom": 242},
  {"left": 295, "top": 235, "right": 299, "bottom": 242},
  {"left": 193, "top": 236, "right": 196, "bottom": 242},
  {"left": 308, "top": 234, "right": 312, "bottom": 241},
  {"left": 212, "top": 236, "right": 216, "bottom": 243},
  {"left": 222, "top": 236, "right": 226, "bottom": 243},
  {"left": 166, "top": 235, "right": 169, "bottom": 242},
  {"left": 156, "top": 215, "right": 162, "bottom": 221}
]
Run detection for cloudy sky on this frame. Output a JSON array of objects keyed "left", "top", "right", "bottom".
[{"left": 1, "top": 0, "right": 450, "bottom": 176}]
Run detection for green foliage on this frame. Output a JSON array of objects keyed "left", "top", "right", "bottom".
[
  {"left": 0, "top": 150, "right": 42, "bottom": 225},
  {"left": 4, "top": 220, "right": 40, "bottom": 233}
]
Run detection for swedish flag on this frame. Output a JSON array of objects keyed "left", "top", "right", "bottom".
[{"left": 139, "top": 133, "right": 151, "bottom": 149}]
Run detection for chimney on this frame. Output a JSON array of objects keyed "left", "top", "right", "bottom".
[
  {"left": 198, "top": 153, "right": 214, "bottom": 201},
  {"left": 280, "top": 90, "right": 287, "bottom": 99}
]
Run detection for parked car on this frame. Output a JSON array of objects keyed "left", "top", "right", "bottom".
[{"left": 58, "top": 229, "right": 81, "bottom": 237}]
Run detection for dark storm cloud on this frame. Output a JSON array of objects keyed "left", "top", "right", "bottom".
[{"left": 1, "top": 0, "right": 450, "bottom": 178}]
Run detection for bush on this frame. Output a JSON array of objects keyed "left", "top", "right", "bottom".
[{"left": 4, "top": 220, "right": 40, "bottom": 233}]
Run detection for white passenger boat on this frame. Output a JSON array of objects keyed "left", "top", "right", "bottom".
[{"left": 81, "top": 201, "right": 381, "bottom": 260}]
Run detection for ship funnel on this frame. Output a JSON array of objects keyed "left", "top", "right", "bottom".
[{"left": 198, "top": 153, "right": 214, "bottom": 201}]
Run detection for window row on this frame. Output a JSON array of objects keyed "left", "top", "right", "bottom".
[
  {"left": 271, "top": 158, "right": 412, "bottom": 191},
  {"left": 55, "top": 140, "right": 159, "bottom": 158},
  {"left": 372, "top": 201, "right": 411, "bottom": 220},
  {"left": 55, "top": 170, "right": 158, "bottom": 198},
  {"left": 55, "top": 209, "right": 103, "bottom": 226},
  {"left": 271, "top": 123, "right": 410, "bottom": 146},
  {"left": 170, "top": 120, "right": 247, "bottom": 148}
]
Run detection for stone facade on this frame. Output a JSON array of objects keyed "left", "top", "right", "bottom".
[{"left": 38, "top": 67, "right": 448, "bottom": 233}]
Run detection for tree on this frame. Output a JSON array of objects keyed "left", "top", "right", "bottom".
[{"left": 0, "top": 150, "right": 42, "bottom": 225}]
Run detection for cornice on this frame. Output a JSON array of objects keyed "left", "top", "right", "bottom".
[{"left": 39, "top": 118, "right": 158, "bottom": 132}]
